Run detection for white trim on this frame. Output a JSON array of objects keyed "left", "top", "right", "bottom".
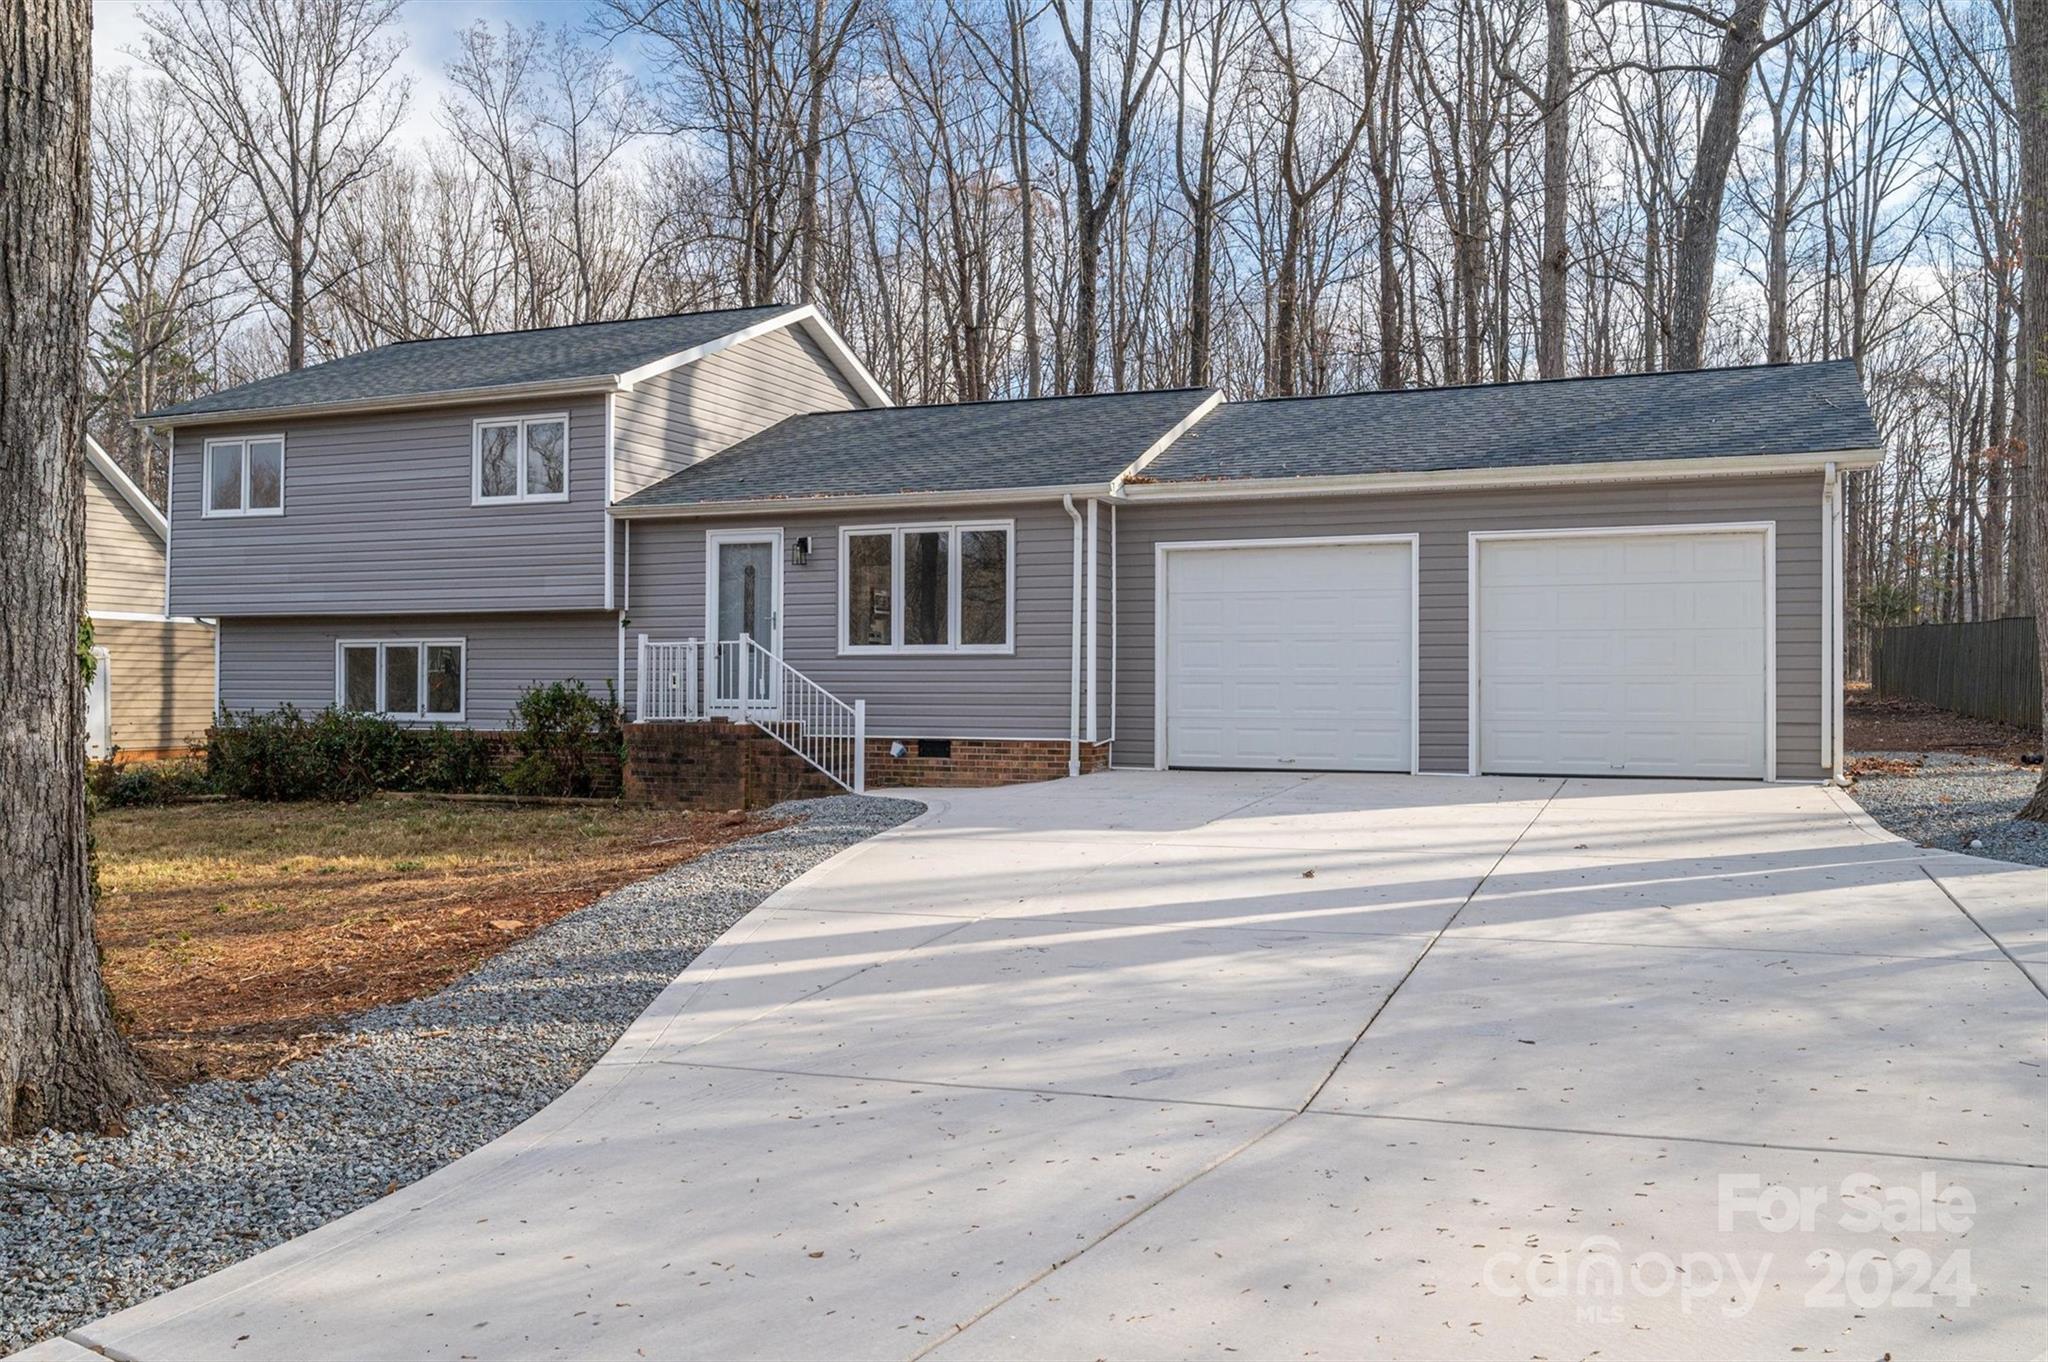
[
  {"left": 705, "top": 528, "right": 786, "bottom": 660},
  {"left": 1152, "top": 533, "right": 1422, "bottom": 776},
  {"left": 617, "top": 612, "right": 627, "bottom": 713},
  {"left": 163, "top": 430, "right": 174, "bottom": 615},
  {"left": 794, "top": 309, "right": 895, "bottom": 409},
  {"left": 1111, "top": 389, "right": 1224, "bottom": 491},
  {"left": 1117, "top": 449, "right": 1885, "bottom": 502},
  {"left": 835, "top": 520, "right": 1018, "bottom": 656},
  {"left": 334, "top": 637, "right": 468, "bottom": 723},
  {"left": 88, "top": 610, "right": 210, "bottom": 625},
  {"left": 612, "top": 483, "right": 1107, "bottom": 520},
  {"left": 201, "top": 434, "right": 286, "bottom": 518},
  {"left": 471, "top": 412, "right": 570, "bottom": 506},
  {"left": 85, "top": 436, "right": 167, "bottom": 540},
  {"left": 1821, "top": 464, "right": 1836, "bottom": 780},
  {"left": 1827, "top": 465, "right": 1847, "bottom": 782},
  {"left": 1085, "top": 499, "right": 1099, "bottom": 742},
  {"left": 1466, "top": 522, "right": 1778, "bottom": 780},
  {"left": 603, "top": 392, "right": 617, "bottom": 608},
  {"left": 212, "top": 619, "right": 220, "bottom": 717},
  {"left": 1109, "top": 502, "right": 1118, "bottom": 745}
]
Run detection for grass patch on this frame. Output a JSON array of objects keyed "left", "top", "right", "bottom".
[{"left": 93, "top": 796, "right": 771, "bottom": 1086}]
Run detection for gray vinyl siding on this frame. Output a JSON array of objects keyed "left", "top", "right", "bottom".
[
  {"left": 611, "top": 325, "right": 864, "bottom": 500},
  {"left": 1113, "top": 474, "right": 1827, "bottom": 781},
  {"left": 86, "top": 462, "right": 167, "bottom": 616},
  {"left": 624, "top": 501, "right": 1095, "bottom": 740},
  {"left": 217, "top": 612, "right": 620, "bottom": 729},
  {"left": 167, "top": 396, "right": 610, "bottom": 618}
]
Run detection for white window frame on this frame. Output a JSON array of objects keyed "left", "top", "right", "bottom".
[
  {"left": 201, "top": 434, "right": 286, "bottom": 518},
  {"left": 472, "top": 413, "right": 570, "bottom": 506},
  {"left": 837, "top": 520, "right": 1016, "bottom": 656},
  {"left": 334, "top": 638, "right": 467, "bottom": 722}
]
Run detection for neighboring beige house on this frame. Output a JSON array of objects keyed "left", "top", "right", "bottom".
[{"left": 85, "top": 437, "right": 214, "bottom": 761}]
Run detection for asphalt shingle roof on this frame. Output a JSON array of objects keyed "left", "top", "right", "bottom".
[
  {"left": 142, "top": 306, "right": 795, "bottom": 420},
  {"left": 618, "top": 388, "right": 1217, "bottom": 507},
  {"left": 1140, "top": 360, "right": 1877, "bottom": 483}
]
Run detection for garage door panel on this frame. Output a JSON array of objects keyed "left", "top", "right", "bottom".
[
  {"left": 1478, "top": 532, "right": 1768, "bottom": 780},
  {"left": 1164, "top": 543, "right": 1413, "bottom": 773}
]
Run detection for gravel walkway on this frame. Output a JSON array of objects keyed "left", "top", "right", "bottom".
[
  {"left": 0, "top": 793, "right": 921, "bottom": 1355},
  {"left": 1849, "top": 752, "right": 2048, "bottom": 867}
]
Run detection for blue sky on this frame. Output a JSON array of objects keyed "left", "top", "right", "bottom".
[{"left": 92, "top": 0, "right": 633, "bottom": 149}]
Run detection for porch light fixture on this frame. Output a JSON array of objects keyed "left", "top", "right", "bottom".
[{"left": 792, "top": 535, "right": 812, "bottom": 566}]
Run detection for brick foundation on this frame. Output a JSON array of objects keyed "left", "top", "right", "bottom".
[
  {"left": 624, "top": 720, "right": 842, "bottom": 809},
  {"left": 862, "top": 737, "right": 1110, "bottom": 789},
  {"left": 624, "top": 724, "right": 1111, "bottom": 804}
]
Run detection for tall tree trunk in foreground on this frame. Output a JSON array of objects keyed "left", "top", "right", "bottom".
[
  {"left": 1, "top": 0, "right": 152, "bottom": 1136},
  {"left": 1535, "top": 0, "right": 1570, "bottom": 378},
  {"left": 2016, "top": 0, "right": 2048, "bottom": 820}
]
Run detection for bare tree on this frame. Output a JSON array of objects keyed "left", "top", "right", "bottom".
[
  {"left": 87, "top": 67, "right": 241, "bottom": 496},
  {"left": 1039, "top": 0, "right": 1175, "bottom": 392},
  {"left": 2, "top": 0, "right": 153, "bottom": 1139},
  {"left": 2017, "top": 0, "right": 2048, "bottom": 819},
  {"left": 141, "top": 0, "right": 409, "bottom": 369}
]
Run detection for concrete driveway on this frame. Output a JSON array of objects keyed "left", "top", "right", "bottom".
[{"left": 39, "top": 773, "right": 2048, "bottom": 1360}]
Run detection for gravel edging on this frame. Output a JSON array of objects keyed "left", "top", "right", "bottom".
[
  {"left": 0, "top": 793, "right": 922, "bottom": 1355},
  {"left": 1848, "top": 752, "right": 2048, "bottom": 867}
]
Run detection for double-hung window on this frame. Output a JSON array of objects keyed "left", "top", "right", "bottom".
[
  {"left": 840, "top": 521, "right": 1013, "bottom": 654},
  {"left": 203, "top": 436, "right": 284, "bottom": 516},
  {"left": 337, "top": 640, "right": 466, "bottom": 721},
  {"left": 473, "top": 414, "right": 569, "bottom": 504}
]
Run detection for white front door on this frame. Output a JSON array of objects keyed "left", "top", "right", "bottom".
[
  {"left": 708, "top": 533, "right": 781, "bottom": 714},
  {"left": 1474, "top": 529, "right": 1771, "bottom": 779},
  {"left": 1161, "top": 540, "right": 1415, "bottom": 772}
]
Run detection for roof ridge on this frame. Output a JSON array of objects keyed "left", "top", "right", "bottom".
[
  {"left": 380, "top": 303, "right": 794, "bottom": 350},
  {"left": 1223, "top": 358, "right": 1857, "bottom": 408},
  {"left": 787, "top": 386, "right": 1216, "bottom": 416}
]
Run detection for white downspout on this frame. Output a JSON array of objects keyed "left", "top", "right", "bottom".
[
  {"left": 1827, "top": 462, "right": 1846, "bottom": 784},
  {"left": 1063, "top": 494, "right": 1084, "bottom": 778}
]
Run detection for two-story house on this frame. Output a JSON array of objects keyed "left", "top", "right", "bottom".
[{"left": 141, "top": 303, "right": 1883, "bottom": 795}]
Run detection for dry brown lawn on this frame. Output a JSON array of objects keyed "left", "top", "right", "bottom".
[{"left": 92, "top": 797, "right": 770, "bottom": 1086}]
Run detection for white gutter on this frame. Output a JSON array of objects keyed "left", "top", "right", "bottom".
[
  {"left": 610, "top": 483, "right": 1115, "bottom": 520},
  {"left": 1062, "top": 494, "right": 1084, "bottom": 778},
  {"left": 1118, "top": 448, "right": 1886, "bottom": 501}
]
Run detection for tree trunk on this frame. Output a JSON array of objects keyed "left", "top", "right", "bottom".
[
  {"left": 1668, "top": 0, "right": 1769, "bottom": 371},
  {"left": 1, "top": 0, "right": 153, "bottom": 1138},
  {"left": 2015, "top": 0, "right": 2048, "bottom": 819},
  {"left": 1535, "top": 0, "right": 1569, "bottom": 378}
]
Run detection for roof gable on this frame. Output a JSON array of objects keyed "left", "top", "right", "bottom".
[{"left": 140, "top": 305, "right": 808, "bottom": 423}]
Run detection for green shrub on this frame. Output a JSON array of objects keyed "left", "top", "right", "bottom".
[
  {"left": 414, "top": 724, "right": 499, "bottom": 793},
  {"left": 504, "top": 680, "right": 622, "bottom": 798},
  {"left": 208, "top": 706, "right": 500, "bottom": 801},
  {"left": 87, "top": 756, "right": 213, "bottom": 808}
]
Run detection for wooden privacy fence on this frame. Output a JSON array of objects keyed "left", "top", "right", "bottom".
[{"left": 1870, "top": 616, "right": 2041, "bottom": 728}]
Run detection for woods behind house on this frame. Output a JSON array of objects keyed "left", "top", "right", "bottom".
[{"left": 91, "top": 0, "right": 2030, "bottom": 670}]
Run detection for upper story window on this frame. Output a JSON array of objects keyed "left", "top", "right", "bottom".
[
  {"left": 337, "top": 639, "right": 465, "bottom": 721},
  {"left": 840, "top": 521, "right": 1013, "bottom": 654},
  {"left": 203, "top": 436, "right": 284, "bottom": 517},
  {"left": 473, "top": 414, "right": 568, "bottom": 505}
]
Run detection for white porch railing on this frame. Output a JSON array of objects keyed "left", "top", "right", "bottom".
[
  {"left": 637, "top": 637, "right": 701, "bottom": 721},
  {"left": 635, "top": 633, "right": 865, "bottom": 794}
]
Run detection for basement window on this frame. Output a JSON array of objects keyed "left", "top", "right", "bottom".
[{"left": 337, "top": 639, "right": 466, "bottom": 721}]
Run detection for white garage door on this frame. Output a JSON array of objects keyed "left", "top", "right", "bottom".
[
  {"left": 1162, "top": 540, "right": 1413, "bottom": 772},
  {"left": 1475, "top": 529, "right": 1770, "bottom": 779}
]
